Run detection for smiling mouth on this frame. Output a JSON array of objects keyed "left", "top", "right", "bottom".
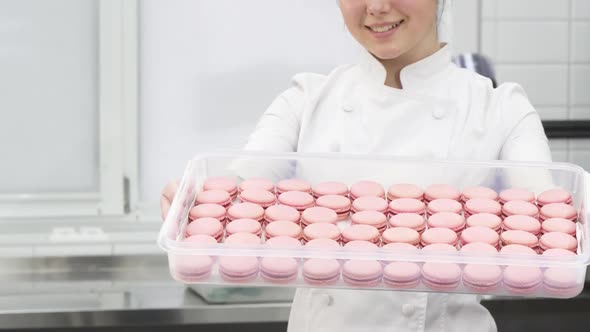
[{"left": 367, "top": 19, "right": 405, "bottom": 33}]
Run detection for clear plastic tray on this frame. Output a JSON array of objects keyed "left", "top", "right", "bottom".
[{"left": 158, "top": 151, "right": 590, "bottom": 298}]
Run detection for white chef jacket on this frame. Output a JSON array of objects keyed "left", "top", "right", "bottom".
[{"left": 234, "top": 44, "right": 553, "bottom": 332}]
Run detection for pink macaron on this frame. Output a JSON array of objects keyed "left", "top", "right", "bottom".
[
  {"left": 539, "top": 232, "right": 577, "bottom": 253},
  {"left": 195, "top": 190, "right": 232, "bottom": 209},
  {"left": 542, "top": 248, "right": 579, "bottom": 297},
  {"left": 427, "top": 212, "right": 466, "bottom": 233},
  {"left": 189, "top": 203, "right": 227, "bottom": 223},
  {"left": 302, "top": 222, "right": 341, "bottom": 243},
  {"left": 382, "top": 227, "right": 420, "bottom": 247},
  {"left": 539, "top": 203, "right": 577, "bottom": 221},
  {"left": 499, "top": 188, "right": 535, "bottom": 204},
  {"left": 349, "top": 180, "right": 385, "bottom": 200},
  {"left": 218, "top": 233, "right": 261, "bottom": 282},
  {"left": 426, "top": 199, "right": 462, "bottom": 217},
  {"left": 185, "top": 217, "right": 224, "bottom": 241},
  {"left": 218, "top": 256, "right": 259, "bottom": 283},
  {"left": 460, "top": 242, "right": 498, "bottom": 254},
  {"left": 464, "top": 198, "right": 502, "bottom": 218},
  {"left": 342, "top": 260, "right": 382, "bottom": 287},
  {"left": 276, "top": 178, "right": 312, "bottom": 194},
  {"left": 173, "top": 235, "right": 217, "bottom": 281},
  {"left": 499, "top": 244, "right": 538, "bottom": 256},
  {"left": 306, "top": 237, "right": 341, "bottom": 249},
  {"left": 500, "top": 230, "right": 539, "bottom": 251},
  {"left": 383, "top": 260, "right": 421, "bottom": 289},
  {"left": 503, "top": 265, "right": 543, "bottom": 295},
  {"left": 351, "top": 196, "right": 388, "bottom": 214},
  {"left": 462, "top": 264, "right": 503, "bottom": 293},
  {"left": 238, "top": 178, "right": 275, "bottom": 193},
  {"left": 311, "top": 181, "right": 349, "bottom": 198},
  {"left": 541, "top": 218, "right": 577, "bottom": 236},
  {"left": 227, "top": 202, "right": 264, "bottom": 223},
  {"left": 344, "top": 240, "right": 379, "bottom": 250},
  {"left": 224, "top": 232, "right": 261, "bottom": 245},
  {"left": 421, "top": 244, "right": 461, "bottom": 291},
  {"left": 260, "top": 236, "right": 301, "bottom": 284},
  {"left": 239, "top": 188, "right": 276, "bottom": 208},
  {"left": 225, "top": 218, "right": 262, "bottom": 237},
  {"left": 265, "top": 235, "right": 302, "bottom": 248},
  {"left": 502, "top": 200, "right": 539, "bottom": 219},
  {"left": 382, "top": 242, "right": 418, "bottom": 252},
  {"left": 316, "top": 194, "right": 351, "bottom": 220},
  {"left": 302, "top": 255, "right": 341, "bottom": 286},
  {"left": 388, "top": 198, "right": 426, "bottom": 216},
  {"left": 387, "top": 184, "right": 424, "bottom": 201},
  {"left": 341, "top": 224, "right": 380, "bottom": 245},
  {"left": 278, "top": 191, "right": 315, "bottom": 212},
  {"left": 265, "top": 220, "right": 303, "bottom": 240},
  {"left": 466, "top": 213, "right": 502, "bottom": 233},
  {"left": 388, "top": 213, "right": 426, "bottom": 233},
  {"left": 420, "top": 228, "right": 459, "bottom": 247},
  {"left": 203, "top": 176, "right": 238, "bottom": 199},
  {"left": 537, "top": 188, "right": 573, "bottom": 207},
  {"left": 461, "top": 243, "right": 502, "bottom": 292},
  {"left": 302, "top": 239, "right": 341, "bottom": 285},
  {"left": 264, "top": 204, "right": 300, "bottom": 225},
  {"left": 342, "top": 243, "right": 382, "bottom": 287},
  {"left": 351, "top": 210, "right": 388, "bottom": 232},
  {"left": 300, "top": 206, "right": 338, "bottom": 227},
  {"left": 502, "top": 215, "right": 541, "bottom": 236},
  {"left": 424, "top": 184, "right": 461, "bottom": 202},
  {"left": 460, "top": 226, "right": 500, "bottom": 249},
  {"left": 461, "top": 186, "right": 498, "bottom": 203}
]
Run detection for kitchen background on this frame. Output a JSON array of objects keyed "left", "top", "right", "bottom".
[
  {"left": 2, "top": 0, "right": 589, "bottom": 221},
  {"left": 0, "top": 0, "right": 589, "bottom": 330}
]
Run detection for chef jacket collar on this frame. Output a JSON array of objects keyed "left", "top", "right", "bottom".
[{"left": 358, "top": 43, "right": 453, "bottom": 90}]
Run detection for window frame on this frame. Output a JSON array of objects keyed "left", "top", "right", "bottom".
[{"left": 0, "top": 0, "right": 139, "bottom": 219}]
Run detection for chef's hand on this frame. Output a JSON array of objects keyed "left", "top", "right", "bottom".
[{"left": 160, "top": 180, "right": 179, "bottom": 221}]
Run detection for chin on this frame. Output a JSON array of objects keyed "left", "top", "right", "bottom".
[{"left": 370, "top": 47, "right": 403, "bottom": 60}]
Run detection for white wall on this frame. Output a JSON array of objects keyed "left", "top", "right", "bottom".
[
  {"left": 480, "top": 0, "right": 590, "bottom": 169},
  {"left": 451, "top": 0, "right": 480, "bottom": 53},
  {"left": 0, "top": 0, "right": 99, "bottom": 194},
  {"left": 139, "top": 0, "right": 361, "bottom": 202},
  {"left": 482, "top": 0, "right": 590, "bottom": 120}
]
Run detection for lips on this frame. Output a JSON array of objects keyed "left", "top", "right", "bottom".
[{"left": 366, "top": 19, "right": 404, "bottom": 33}]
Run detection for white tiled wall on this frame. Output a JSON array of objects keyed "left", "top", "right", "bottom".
[
  {"left": 481, "top": 0, "right": 590, "bottom": 120},
  {"left": 481, "top": 0, "right": 590, "bottom": 171}
]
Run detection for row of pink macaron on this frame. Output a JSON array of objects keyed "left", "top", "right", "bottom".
[
  {"left": 176, "top": 234, "right": 579, "bottom": 297},
  {"left": 185, "top": 214, "right": 578, "bottom": 255},
  {"left": 194, "top": 184, "right": 578, "bottom": 226},
  {"left": 201, "top": 176, "right": 574, "bottom": 207},
  {"left": 190, "top": 194, "right": 578, "bottom": 234},
  {"left": 188, "top": 197, "right": 578, "bottom": 243}
]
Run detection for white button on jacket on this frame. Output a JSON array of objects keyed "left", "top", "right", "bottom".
[{"left": 232, "top": 45, "right": 554, "bottom": 332}]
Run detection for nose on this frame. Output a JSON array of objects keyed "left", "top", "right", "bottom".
[{"left": 366, "top": 0, "right": 391, "bottom": 15}]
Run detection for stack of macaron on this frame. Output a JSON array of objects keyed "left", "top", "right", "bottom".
[
  {"left": 537, "top": 188, "right": 573, "bottom": 207},
  {"left": 460, "top": 186, "right": 499, "bottom": 204},
  {"left": 175, "top": 176, "right": 582, "bottom": 296}
]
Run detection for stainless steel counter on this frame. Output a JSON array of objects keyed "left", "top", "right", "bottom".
[
  {"left": 0, "top": 254, "right": 295, "bottom": 329},
  {"left": 1, "top": 252, "right": 590, "bottom": 330},
  {"left": 1, "top": 214, "right": 590, "bottom": 331}
]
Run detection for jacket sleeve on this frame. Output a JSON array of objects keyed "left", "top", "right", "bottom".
[
  {"left": 497, "top": 84, "right": 554, "bottom": 192},
  {"left": 227, "top": 73, "right": 323, "bottom": 181},
  {"left": 241, "top": 82, "right": 305, "bottom": 153}
]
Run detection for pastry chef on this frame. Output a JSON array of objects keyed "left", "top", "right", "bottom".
[{"left": 162, "top": 1, "right": 557, "bottom": 331}]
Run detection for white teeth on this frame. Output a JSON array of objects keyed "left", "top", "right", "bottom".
[{"left": 370, "top": 21, "right": 402, "bottom": 33}]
